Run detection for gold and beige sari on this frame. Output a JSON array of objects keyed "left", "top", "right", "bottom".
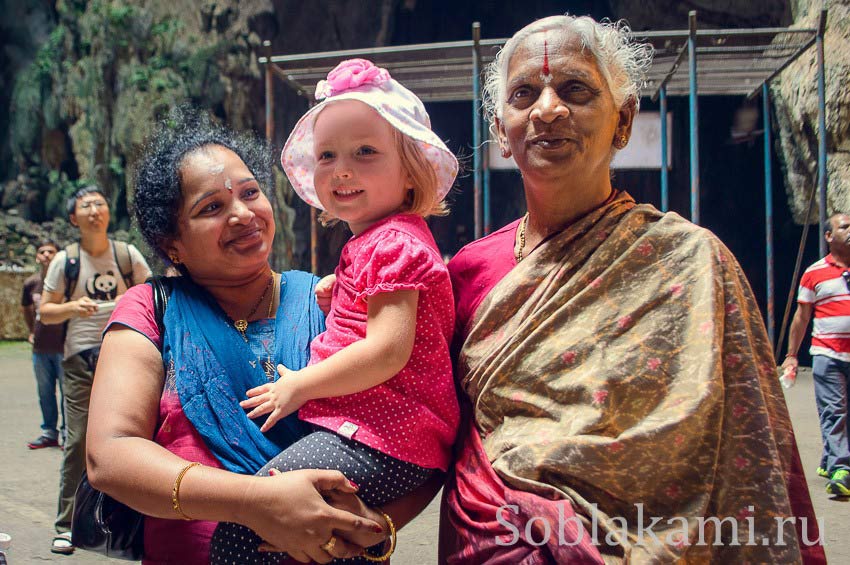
[{"left": 442, "top": 193, "right": 823, "bottom": 564}]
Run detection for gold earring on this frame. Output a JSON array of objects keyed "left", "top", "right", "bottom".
[
  {"left": 615, "top": 135, "right": 628, "bottom": 149},
  {"left": 169, "top": 252, "right": 180, "bottom": 265}
]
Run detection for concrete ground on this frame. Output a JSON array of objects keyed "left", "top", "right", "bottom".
[{"left": 0, "top": 340, "right": 846, "bottom": 563}]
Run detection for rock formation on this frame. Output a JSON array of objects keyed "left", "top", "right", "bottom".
[{"left": 771, "top": 0, "right": 850, "bottom": 223}]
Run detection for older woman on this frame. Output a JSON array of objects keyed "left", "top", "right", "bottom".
[
  {"left": 86, "top": 109, "right": 438, "bottom": 564},
  {"left": 440, "top": 15, "right": 824, "bottom": 564}
]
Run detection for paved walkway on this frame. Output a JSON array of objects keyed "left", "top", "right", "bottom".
[{"left": 0, "top": 340, "right": 846, "bottom": 562}]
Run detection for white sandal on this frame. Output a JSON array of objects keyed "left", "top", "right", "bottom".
[{"left": 51, "top": 532, "right": 74, "bottom": 555}]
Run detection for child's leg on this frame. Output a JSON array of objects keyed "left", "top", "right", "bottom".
[{"left": 210, "top": 430, "right": 433, "bottom": 564}]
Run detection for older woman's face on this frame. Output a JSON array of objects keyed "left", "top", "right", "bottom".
[
  {"left": 497, "top": 30, "right": 633, "bottom": 184},
  {"left": 167, "top": 145, "right": 275, "bottom": 279}
]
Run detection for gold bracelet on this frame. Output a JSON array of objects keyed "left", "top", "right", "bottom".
[
  {"left": 171, "top": 462, "right": 200, "bottom": 521},
  {"left": 361, "top": 510, "right": 396, "bottom": 562}
]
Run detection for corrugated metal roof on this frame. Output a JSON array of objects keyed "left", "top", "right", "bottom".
[{"left": 259, "top": 26, "right": 816, "bottom": 102}]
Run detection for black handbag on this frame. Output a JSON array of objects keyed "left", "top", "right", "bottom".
[
  {"left": 71, "top": 472, "right": 145, "bottom": 560},
  {"left": 70, "top": 276, "right": 174, "bottom": 560}
]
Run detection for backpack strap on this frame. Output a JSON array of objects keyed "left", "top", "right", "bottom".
[
  {"left": 63, "top": 242, "right": 81, "bottom": 302},
  {"left": 146, "top": 276, "right": 174, "bottom": 339},
  {"left": 112, "top": 240, "right": 135, "bottom": 291}
]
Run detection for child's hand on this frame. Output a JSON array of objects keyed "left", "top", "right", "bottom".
[
  {"left": 315, "top": 274, "right": 337, "bottom": 315},
  {"left": 241, "top": 364, "right": 306, "bottom": 432}
]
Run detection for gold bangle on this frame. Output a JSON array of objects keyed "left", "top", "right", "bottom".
[
  {"left": 361, "top": 510, "right": 396, "bottom": 562},
  {"left": 171, "top": 462, "right": 200, "bottom": 521}
]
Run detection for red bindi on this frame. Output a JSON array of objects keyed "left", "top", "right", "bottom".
[{"left": 539, "top": 34, "right": 552, "bottom": 85}]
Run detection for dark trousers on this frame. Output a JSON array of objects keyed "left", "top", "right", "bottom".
[
  {"left": 55, "top": 348, "right": 99, "bottom": 533},
  {"left": 813, "top": 354, "right": 850, "bottom": 474}
]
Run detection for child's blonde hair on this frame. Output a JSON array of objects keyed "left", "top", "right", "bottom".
[{"left": 319, "top": 127, "right": 449, "bottom": 226}]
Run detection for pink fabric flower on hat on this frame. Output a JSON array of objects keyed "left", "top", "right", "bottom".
[{"left": 315, "top": 59, "right": 391, "bottom": 100}]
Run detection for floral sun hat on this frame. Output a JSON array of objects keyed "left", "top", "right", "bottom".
[{"left": 281, "top": 58, "right": 458, "bottom": 210}]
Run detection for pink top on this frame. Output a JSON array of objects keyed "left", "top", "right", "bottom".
[
  {"left": 448, "top": 219, "right": 520, "bottom": 341},
  {"left": 300, "top": 214, "right": 459, "bottom": 470},
  {"left": 449, "top": 192, "right": 621, "bottom": 340},
  {"left": 108, "top": 283, "right": 162, "bottom": 347}
]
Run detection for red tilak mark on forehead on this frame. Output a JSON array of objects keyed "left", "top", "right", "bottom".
[{"left": 542, "top": 39, "right": 550, "bottom": 77}]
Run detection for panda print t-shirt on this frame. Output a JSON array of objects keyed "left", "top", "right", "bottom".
[{"left": 44, "top": 241, "right": 151, "bottom": 359}]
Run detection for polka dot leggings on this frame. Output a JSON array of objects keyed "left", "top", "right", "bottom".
[{"left": 209, "top": 430, "right": 433, "bottom": 564}]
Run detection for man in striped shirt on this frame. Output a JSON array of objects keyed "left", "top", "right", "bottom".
[{"left": 783, "top": 212, "right": 850, "bottom": 496}]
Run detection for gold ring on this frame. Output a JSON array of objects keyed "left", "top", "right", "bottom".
[{"left": 320, "top": 535, "right": 337, "bottom": 553}]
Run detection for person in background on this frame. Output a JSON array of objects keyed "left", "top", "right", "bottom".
[
  {"left": 783, "top": 212, "right": 850, "bottom": 497},
  {"left": 40, "top": 186, "right": 151, "bottom": 554},
  {"left": 20, "top": 240, "right": 65, "bottom": 450}
]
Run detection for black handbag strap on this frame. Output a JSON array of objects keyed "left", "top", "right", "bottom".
[{"left": 146, "top": 276, "right": 175, "bottom": 339}]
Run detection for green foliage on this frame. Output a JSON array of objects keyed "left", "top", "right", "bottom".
[
  {"left": 150, "top": 18, "right": 183, "bottom": 53},
  {"left": 107, "top": 5, "right": 134, "bottom": 28},
  {"left": 9, "top": 1, "right": 262, "bottom": 235},
  {"left": 108, "top": 157, "right": 123, "bottom": 178},
  {"left": 42, "top": 169, "right": 93, "bottom": 219},
  {"left": 9, "top": 25, "right": 66, "bottom": 160}
]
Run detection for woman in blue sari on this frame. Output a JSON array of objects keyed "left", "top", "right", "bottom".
[{"left": 86, "top": 109, "right": 440, "bottom": 564}]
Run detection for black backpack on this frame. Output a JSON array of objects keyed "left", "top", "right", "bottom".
[{"left": 63, "top": 240, "right": 134, "bottom": 302}]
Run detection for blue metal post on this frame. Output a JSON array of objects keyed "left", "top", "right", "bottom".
[
  {"left": 763, "top": 82, "right": 775, "bottom": 345},
  {"left": 817, "top": 10, "right": 828, "bottom": 256},
  {"left": 688, "top": 11, "right": 700, "bottom": 224},
  {"left": 472, "top": 22, "right": 483, "bottom": 240},
  {"left": 483, "top": 113, "right": 492, "bottom": 234},
  {"left": 477, "top": 28, "right": 491, "bottom": 235},
  {"left": 659, "top": 85, "right": 669, "bottom": 212}
]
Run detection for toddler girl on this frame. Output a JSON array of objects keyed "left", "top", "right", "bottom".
[{"left": 210, "top": 59, "right": 460, "bottom": 564}]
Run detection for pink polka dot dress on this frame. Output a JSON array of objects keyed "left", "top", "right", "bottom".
[{"left": 300, "top": 213, "right": 459, "bottom": 470}]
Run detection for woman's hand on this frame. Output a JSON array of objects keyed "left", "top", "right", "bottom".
[
  {"left": 323, "top": 489, "right": 390, "bottom": 549},
  {"left": 315, "top": 274, "right": 337, "bottom": 315},
  {"left": 239, "top": 469, "right": 383, "bottom": 563},
  {"left": 241, "top": 364, "right": 305, "bottom": 431}
]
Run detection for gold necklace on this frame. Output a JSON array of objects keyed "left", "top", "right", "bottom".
[
  {"left": 263, "top": 273, "right": 278, "bottom": 380},
  {"left": 234, "top": 271, "right": 274, "bottom": 341},
  {"left": 515, "top": 213, "right": 529, "bottom": 263},
  {"left": 266, "top": 272, "right": 278, "bottom": 318}
]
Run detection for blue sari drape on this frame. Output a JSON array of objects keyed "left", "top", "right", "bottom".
[{"left": 162, "top": 271, "right": 325, "bottom": 474}]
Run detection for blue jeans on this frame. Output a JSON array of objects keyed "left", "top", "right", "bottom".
[
  {"left": 32, "top": 352, "right": 65, "bottom": 438},
  {"left": 813, "top": 355, "right": 850, "bottom": 473}
]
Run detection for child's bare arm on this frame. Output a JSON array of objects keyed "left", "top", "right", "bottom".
[{"left": 243, "top": 289, "right": 419, "bottom": 430}]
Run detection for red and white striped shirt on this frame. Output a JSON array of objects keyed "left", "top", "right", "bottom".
[{"left": 798, "top": 254, "right": 850, "bottom": 360}]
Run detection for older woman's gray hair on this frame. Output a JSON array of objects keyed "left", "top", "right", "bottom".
[{"left": 482, "top": 15, "right": 654, "bottom": 126}]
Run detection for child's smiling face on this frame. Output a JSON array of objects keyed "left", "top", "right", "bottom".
[{"left": 312, "top": 100, "right": 410, "bottom": 235}]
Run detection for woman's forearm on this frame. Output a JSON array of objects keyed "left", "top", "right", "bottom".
[{"left": 87, "top": 435, "right": 254, "bottom": 522}]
